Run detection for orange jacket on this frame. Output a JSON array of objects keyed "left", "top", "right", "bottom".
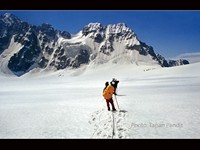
[{"left": 103, "top": 85, "right": 115, "bottom": 100}]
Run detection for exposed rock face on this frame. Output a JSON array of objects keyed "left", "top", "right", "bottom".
[{"left": 0, "top": 14, "right": 189, "bottom": 76}]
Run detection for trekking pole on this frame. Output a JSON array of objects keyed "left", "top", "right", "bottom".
[{"left": 114, "top": 94, "right": 120, "bottom": 110}]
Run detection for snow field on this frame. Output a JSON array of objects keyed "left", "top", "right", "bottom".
[{"left": 0, "top": 62, "right": 200, "bottom": 138}]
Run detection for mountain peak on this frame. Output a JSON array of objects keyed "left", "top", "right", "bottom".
[
  {"left": 109, "top": 22, "right": 127, "bottom": 28},
  {"left": 0, "top": 14, "right": 190, "bottom": 76},
  {"left": 87, "top": 22, "right": 102, "bottom": 27},
  {"left": 106, "top": 23, "right": 135, "bottom": 36},
  {"left": 82, "top": 22, "right": 135, "bottom": 39},
  {"left": 38, "top": 23, "right": 55, "bottom": 33},
  {"left": 2, "top": 13, "right": 12, "bottom": 18},
  {"left": 41, "top": 23, "right": 53, "bottom": 28},
  {"left": 82, "top": 22, "right": 103, "bottom": 35},
  {"left": 0, "top": 13, "right": 21, "bottom": 26}
]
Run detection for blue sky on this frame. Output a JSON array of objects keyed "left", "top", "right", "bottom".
[{"left": 1, "top": 10, "right": 200, "bottom": 58}]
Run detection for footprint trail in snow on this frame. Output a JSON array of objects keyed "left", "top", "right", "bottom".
[{"left": 89, "top": 109, "right": 128, "bottom": 139}]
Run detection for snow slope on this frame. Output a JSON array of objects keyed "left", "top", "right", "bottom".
[
  {"left": 0, "top": 36, "right": 23, "bottom": 76},
  {"left": 0, "top": 62, "right": 200, "bottom": 138}
]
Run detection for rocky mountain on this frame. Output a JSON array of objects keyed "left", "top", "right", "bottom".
[{"left": 0, "top": 13, "right": 189, "bottom": 76}]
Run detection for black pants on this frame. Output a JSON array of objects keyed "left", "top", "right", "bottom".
[{"left": 106, "top": 98, "right": 116, "bottom": 111}]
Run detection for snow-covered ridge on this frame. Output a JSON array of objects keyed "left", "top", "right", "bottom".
[
  {"left": 0, "top": 35, "right": 23, "bottom": 76},
  {"left": 0, "top": 13, "right": 21, "bottom": 27},
  {"left": 84, "top": 22, "right": 103, "bottom": 32},
  {"left": 83, "top": 22, "right": 134, "bottom": 34},
  {"left": 107, "top": 23, "right": 134, "bottom": 35},
  {"left": 82, "top": 22, "right": 136, "bottom": 39},
  {"left": 0, "top": 13, "right": 189, "bottom": 76}
]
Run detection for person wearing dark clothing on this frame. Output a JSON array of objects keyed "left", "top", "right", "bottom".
[
  {"left": 103, "top": 81, "right": 109, "bottom": 92},
  {"left": 106, "top": 98, "right": 116, "bottom": 111}
]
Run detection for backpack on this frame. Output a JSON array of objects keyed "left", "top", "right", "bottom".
[{"left": 103, "top": 85, "right": 115, "bottom": 100}]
